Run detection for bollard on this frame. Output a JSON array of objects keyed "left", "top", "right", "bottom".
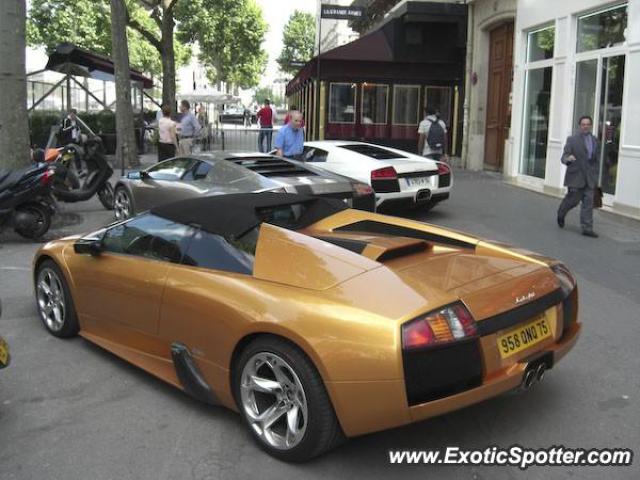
[{"left": 221, "top": 131, "right": 225, "bottom": 151}]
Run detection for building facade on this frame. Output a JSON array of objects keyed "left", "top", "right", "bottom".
[
  {"left": 463, "top": 0, "right": 517, "bottom": 172},
  {"left": 507, "top": 0, "right": 639, "bottom": 218},
  {"left": 289, "top": 1, "right": 467, "bottom": 153},
  {"left": 316, "top": 0, "right": 360, "bottom": 54}
]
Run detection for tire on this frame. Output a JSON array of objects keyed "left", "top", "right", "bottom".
[
  {"left": 34, "top": 260, "right": 79, "bottom": 338},
  {"left": 233, "top": 336, "right": 344, "bottom": 462},
  {"left": 98, "top": 181, "right": 115, "bottom": 210},
  {"left": 113, "top": 185, "right": 134, "bottom": 221},
  {"left": 14, "top": 203, "right": 51, "bottom": 240}
]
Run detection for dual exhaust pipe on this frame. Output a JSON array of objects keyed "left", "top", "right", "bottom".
[{"left": 517, "top": 362, "right": 547, "bottom": 393}]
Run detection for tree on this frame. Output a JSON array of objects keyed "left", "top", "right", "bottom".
[
  {"left": 253, "top": 87, "right": 283, "bottom": 108},
  {"left": 126, "top": 0, "right": 181, "bottom": 107},
  {"left": 0, "top": 0, "right": 30, "bottom": 169},
  {"left": 276, "top": 11, "right": 315, "bottom": 76},
  {"left": 177, "top": 0, "right": 268, "bottom": 89},
  {"left": 110, "top": 0, "right": 139, "bottom": 167},
  {"left": 27, "top": 0, "right": 165, "bottom": 77}
]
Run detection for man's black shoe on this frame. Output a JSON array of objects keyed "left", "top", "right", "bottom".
[
  {"left": 557, "top": 215, "right": 565, "bottom": 228},
  {"left": 582, "top": 230, "right": 599, "bottom": 238}
]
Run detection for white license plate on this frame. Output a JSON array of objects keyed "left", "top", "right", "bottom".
[{"left": 406, "top": 177, "right": 431, "bottom": 187}]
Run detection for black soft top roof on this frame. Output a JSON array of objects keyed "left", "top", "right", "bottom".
[{"left": 150, "top": 193, "right": 347, "bottom": 239}]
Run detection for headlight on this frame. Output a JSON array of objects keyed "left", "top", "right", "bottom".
[{"left": 402, "top": 302, "right": 477, "bottom": 351}]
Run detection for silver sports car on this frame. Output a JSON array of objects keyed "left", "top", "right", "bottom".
[{"left": 113, "top": 153, "right": 375, "bottom": 220}]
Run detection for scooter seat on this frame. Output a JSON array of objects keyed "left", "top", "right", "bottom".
[{"left": 0, "top": 170, "right": 25, "bottom": 192}]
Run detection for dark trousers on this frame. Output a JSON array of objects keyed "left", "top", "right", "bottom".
[
  {"left": 157, "top": 143, "right": 176, "bottom": 162},
  {"left": 258, "top": 126, "right": 273, "bottom": 153},
  {"left": 558, "top": 187, "right": 594, "bottom": 231}
]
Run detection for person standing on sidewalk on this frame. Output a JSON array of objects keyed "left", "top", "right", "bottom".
[
  {"left": 557, "top": 115, "right": 600, "bottom": 237},
  {"left": 417, "top": 107, "right": 449, "bottom": 162},
  {"left": 157, "top": 104, "right": 178, "bottom": 162},
  {"left": 274, "top": 111, "right": 304, "bottom": 160},
  {"left": 257, "top": 99, "right": 274, "bottom": 153},
  {"left": 178, "top": 100, "right": 201, "bottom": 155}
]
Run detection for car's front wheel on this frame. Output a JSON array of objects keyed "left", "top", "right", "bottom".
[
  {"left": 233, "top": 337, "right": 343, "bottom": 462},
  {"left": 35, "top": 260, "right": 79, "bottom": 338}
]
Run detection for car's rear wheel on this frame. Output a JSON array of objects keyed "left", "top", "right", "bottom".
[
  {"left": 233, "top": 337, "right": 343, "bottom": 462},
  {"left": 35, "top": 260, "right": 79, "bottom": 338},
  {"left": 113, "top": 186, "right": 134, "bottom": 221}
]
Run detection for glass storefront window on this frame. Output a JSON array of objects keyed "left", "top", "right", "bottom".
[
  {"left": 521, "top": 67, "right": 553, "bottom": 178},
  {"left": 527, "top": 26, "right": 555, "bottom": 62},
  {"left": 361, "top": 84, "right": 388, "bottom": 125},
  {"left": 597, "top": 55, "right": 625, "bottom": 195},
  {"left": 424, "top": 86, "right": 452, "bottom": 126},
  {"left": 573, "top": 59, "right": 598, "bottom": 127},
  {"left": 392, "top": 85, "right": 420, "bottom": 125},
  {"left": 328, "top": 83, "right": 356, "bottom": 123},
  {"left": 577, "top": 4, "right": 627, "bottom": 53}
]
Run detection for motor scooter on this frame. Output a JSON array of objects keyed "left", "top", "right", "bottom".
[{"left": 0, "top": 161, "right": 57, "bottom": 240}]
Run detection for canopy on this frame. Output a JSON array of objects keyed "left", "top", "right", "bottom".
[
  {"left": 178, "top": 89, "right": 240, "bottom": 105},
  {"left": 45, "top": 43, "right": 154, "bottom": 89}
]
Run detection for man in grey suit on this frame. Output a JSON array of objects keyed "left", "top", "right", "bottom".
[{"left": 557, "top": 115, "right": 599, "bottom": 238}]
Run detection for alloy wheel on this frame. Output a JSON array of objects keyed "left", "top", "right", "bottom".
[
  {"left": 240, "top": 352, "right": 308, "bottom": 450},
  {"left": 36, "top": 267, "right": 66, "bottom": 332}
]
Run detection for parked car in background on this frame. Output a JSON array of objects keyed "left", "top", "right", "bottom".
[
  {"left": 301, "top": 141, "right": 452, "bottom": 211},
  {"left": 218, "top": 106, "right": 246, "bottom": 124},
  {"left": 33, "top": 192, "right": 580, "bottom": 461},
  {"left": 112, "top": 153, "right": 375, "bottom": 221}
]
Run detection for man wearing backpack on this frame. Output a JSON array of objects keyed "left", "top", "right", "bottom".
[{"left": 418, "top": 107, "right": 448, "bottom": 162}]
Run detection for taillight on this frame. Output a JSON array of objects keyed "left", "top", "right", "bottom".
[
  {"left": 353, "top": 183, "right": 374, "bottom": 196},
  {"left": 40, "top": 168, "right": 55, "bottom": 186},
  {"left": 402, "top": 302, "right": 477, "bottom": 350},
  {"left": 437, "top": 162, "right": 450, "bottom": 175},
  {"left": 371, "top": 166, "right": 397, "bottom": 180}
]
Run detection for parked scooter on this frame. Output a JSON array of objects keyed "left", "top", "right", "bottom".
[
  {"left": 0, "top": 161, "right": 57, "bottom": 240},
  {"left": 43, "top": 135, "right": 114, "bottom": 210}
]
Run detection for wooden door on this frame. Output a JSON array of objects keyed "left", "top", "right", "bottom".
[{"left": 484, "top": 22, "right": 514, "bottom": 170}]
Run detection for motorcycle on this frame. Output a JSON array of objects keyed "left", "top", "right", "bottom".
[
  {"left": 0, "top": 299, "right": 9, "bottom": 369},
  {"left": 0, "top": 161, "right": 57, "bottom": 240},
  {"left": 43, "top": 135, "right": 114, "bottom": 210}
]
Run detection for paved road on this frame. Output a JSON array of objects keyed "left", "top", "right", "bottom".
[{"left": 1, "top": 170, "right": 638, "bottom": 480}]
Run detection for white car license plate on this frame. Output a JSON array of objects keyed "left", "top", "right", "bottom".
[{"left": 406, "top": 177, "right": 430, "bottom": 188}]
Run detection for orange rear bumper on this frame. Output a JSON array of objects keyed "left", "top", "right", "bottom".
[{"left": 328, "top": 322, "right": 581, "bottom": 437}]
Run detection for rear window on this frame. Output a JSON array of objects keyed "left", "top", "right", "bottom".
[{"left": 338, "top": 144, "right": 407, "bottom": 160}]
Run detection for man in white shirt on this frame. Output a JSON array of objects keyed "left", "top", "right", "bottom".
[{"left": 417, "top": 107, "right": 449, "bottom": 162}]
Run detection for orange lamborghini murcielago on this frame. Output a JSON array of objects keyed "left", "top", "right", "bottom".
[{"left": 33, "top": 193, "right": 580, "bottom": 461}]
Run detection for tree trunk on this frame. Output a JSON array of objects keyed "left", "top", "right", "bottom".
[
  {"left": 110, "top": 0, "right": 140, "bottom": 168},
  {"left": 160, "top": 1, "right": 176, "bottom": 109},
  {"left": 0, "top": 0, "right": 30, "bottom": 169}
]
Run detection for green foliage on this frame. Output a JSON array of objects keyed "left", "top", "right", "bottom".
[
  {"left": 253, "top": 87, "right": 283, "bottom": 107},
  {"left": 277, "top": 11, "right": 315, "bottom": 75},
  {"left": 27, "top": 0, "right": 186, "bottom": 77},
  {"left": 176, "top": 0, "right": 268, "bottom": 89}
]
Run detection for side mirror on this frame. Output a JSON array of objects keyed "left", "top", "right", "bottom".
[
  {"left": 74, "top": 238, "right": 103, "bottom": 256},
  {"left": 127, "top": 170, "right": 149, "bottom": 180}
]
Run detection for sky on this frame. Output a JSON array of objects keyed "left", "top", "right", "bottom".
[{"left": 255, "top": 0, "right": 317, "bottom": 86}]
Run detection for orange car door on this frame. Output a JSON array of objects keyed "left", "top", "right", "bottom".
[{"left": 70, "top": 214, "right": 193, "bottom": 347}]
